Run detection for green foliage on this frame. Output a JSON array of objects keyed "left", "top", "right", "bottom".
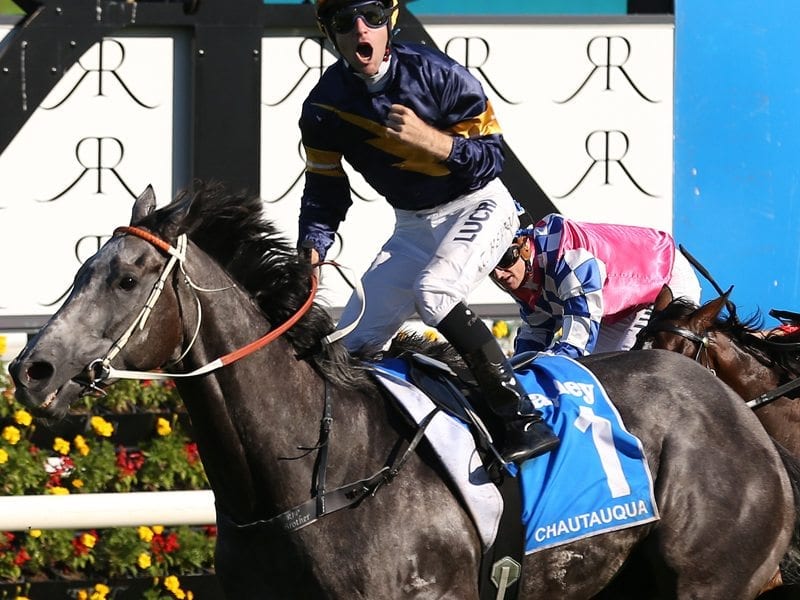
[
  {"left": 0, "top": 437, "right": 47, "bottom": 495},
  {"left": 0, "top": 0, "right": 22, "bottom": 16},
  {"left": 0, "top": 371, "right": 215, "bottom": 585}
]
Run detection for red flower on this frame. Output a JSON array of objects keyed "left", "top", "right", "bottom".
[
  {"left": 164, "top": 379, "right": 176, "bottom": 390},
  {"left": 47, "top": 456, "right": 76, "bottom": 486},
  {"left": 72, "top": 536, "right": 89, "bottom": 556},
  {"left": 204, "top": 525, "right": 217, "bottom": 537},
  {"left": 164, "top": 532, "right": 180, "bottom": 553},
  {"left": 71, "top": 530, "right": 99, "bottom": 556},
  {"left": 151, "top": 531, "right": 180, "bottom": 556},
  {"left": 184, "top": 443, "right": 200, "bottom": 465},
  {"left": 1, "top": 532, "right": 15, "bottom": 549},
  {"left": 116, "top": 447, "right": 145, "bottom": 478},
  {"left": 13, "top": 548, "right": 30, "bottom": 566}
]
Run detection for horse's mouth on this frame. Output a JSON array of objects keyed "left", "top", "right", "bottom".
[
  {"left": 18, "top": 380, "right": 83, "bottom": 419},
  {"left": 40, "top": 389, "right": 59, "bottom": 410}
]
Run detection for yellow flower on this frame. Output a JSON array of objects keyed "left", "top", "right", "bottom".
[
  {"left": 187, "top": 593, "right": 194, "bottom": 600},
  {"left": 13, "top": 409, "right": 33, "bottom": 427},
  {"left": 2, "top": 425, "right": 21, "bottom": 445},
  {"left": 90, "top": 583, "right": 110, "bottom": 599},
  {"left": 77, "top": 591, "right": 89, "bottom": 600},
  {"left": 422, "top": 329, "right": 439, "bottom": 342},
  {"left": 48, "top": 486, "right": 70, "bottom": 495},
  {"left": 72, "top": 479, "right": 84, "bottom": 489},
  {"left": 81, "top": 532, "right": 97, "bottom": 548},
  {"left": 53, "top": 437, "right": 71, "bottom": 455},
  {"left": 174, "top": 590, "right": 186, "bottom": 599},
  {"left": 137, "top": 552, "right": 152, "bottom": 569},
  {"left": 74, "top": 435, "right": 90, "bottom": 456},
  {"left": 152, "top": 525, "right": 164, "bottom": 535},
  {"left": 29, "top": 529, "right": 42, "bottom": 538},
  {"left": 156, "top": 417, "right": 172, "bottom": 436},
  {"left": 89, "top": 416, "right": 114, "bottom": 437},
  {"left": 492, "top": 320, "right": 509, "bottom": 339},
  {"left": 164, "top": 575, "right": 180, "bottom": 592},
  {"left": 138, "top": 526, "right": 154, "bottom": 542},
  {"left": 0, "top": 448, "right": 8, "bottom": 464}
]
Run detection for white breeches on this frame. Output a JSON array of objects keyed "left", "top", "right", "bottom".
[{"left": 337, "top": 179, "right": 519, "bottom": 353}]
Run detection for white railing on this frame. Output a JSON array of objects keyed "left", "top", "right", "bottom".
[{"left": 0, "top": 490, "right": 215, "bottom": 530}]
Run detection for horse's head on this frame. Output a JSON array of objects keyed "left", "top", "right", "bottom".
[
  {"left": 9, "top": 186, "right": 186, "bottom": 418},
  {"left": 634, "top": 285, "right": 731, "bottom": 360}
]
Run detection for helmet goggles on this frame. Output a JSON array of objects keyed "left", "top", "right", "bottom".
[
  {"left": 327, "top": 1, "right": 395, "bottom": 34},
  {"left": 495, "top": 244, "right": 522, "bottom": 270}
]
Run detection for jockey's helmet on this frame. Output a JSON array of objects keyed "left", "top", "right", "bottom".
[{"left": 315, "top": 0, "right": 399, "bottom": 41}]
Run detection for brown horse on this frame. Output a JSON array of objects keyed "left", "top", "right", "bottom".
[{"left": 635, "top": 285, "right": 800, "bottom": 459}]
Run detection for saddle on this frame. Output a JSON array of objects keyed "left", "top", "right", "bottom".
[{"left": 402, "top": 352, "right": 538, "bottom": 600}]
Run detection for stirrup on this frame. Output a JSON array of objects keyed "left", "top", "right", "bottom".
[{"left": 501, "top": 420, "right": 559, "bottom": 464}]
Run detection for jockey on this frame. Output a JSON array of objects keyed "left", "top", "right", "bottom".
[
  {"left": 491, "top": 213, "right": 702, "bottom": 357},
  {"left": 297, "top": 0, "right": 559, "bottom": 463}
]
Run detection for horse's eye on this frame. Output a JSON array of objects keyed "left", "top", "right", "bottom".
[{"left": 119, "top": 275, "right": 137, "bottom": 291}]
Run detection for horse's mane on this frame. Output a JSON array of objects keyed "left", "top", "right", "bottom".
[
  {"left": 660, "top": 297, "right": 800, "bottom": 376},
  {"left": 133, "top": 182, "right": 370, "bottom": 388},
  {"left": 134, "top": 182, "right": 456, "bottom": 388}
]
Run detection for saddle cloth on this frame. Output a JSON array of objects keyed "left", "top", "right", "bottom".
[{"left": 371, "top": 354, "right": 659, "bottom": 554}]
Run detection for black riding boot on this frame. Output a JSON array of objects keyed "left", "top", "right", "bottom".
[{"left": 437, "top": 303, "right": 560, "bottom": 464}]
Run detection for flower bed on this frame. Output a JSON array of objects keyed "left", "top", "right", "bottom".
[{"left": 0, "top": 370, "right": 219, "bottom": 599}]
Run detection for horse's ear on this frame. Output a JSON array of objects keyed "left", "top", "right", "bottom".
[
  {"left": 161, "top": 190, "right": 194, "bottom": 242},
  {"left": 653, "top": 285, "right": 674, "bottom": 312},
  {"left": 131, "top": 185, "right": 157, "bottom": 224},
  {"left": 695, "top": 288, "right": 732, "bottom": 328}
]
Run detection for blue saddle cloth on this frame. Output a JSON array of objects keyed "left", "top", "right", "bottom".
[
  {"left": 371, "top": 354, "right": 659, "bottom": 554},
  {"left": 515, "top": 355, "right": 659, "bottom": 553}
]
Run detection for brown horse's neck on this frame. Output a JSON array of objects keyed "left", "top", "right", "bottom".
[{"left": 712, "top": 335, "right": 782, "bottom": 399}]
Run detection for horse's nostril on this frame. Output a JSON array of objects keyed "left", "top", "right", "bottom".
[{"left": 27, "top": 362, "right": 55, "bottom": 382}]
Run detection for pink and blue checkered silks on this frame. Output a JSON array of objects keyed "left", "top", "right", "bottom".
[{"left": 509, "top": 214, "right": 678, "bottom": 358}]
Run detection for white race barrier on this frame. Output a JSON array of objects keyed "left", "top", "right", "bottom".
[{"left": 0, "top": 490, "right": 216, "bottom": 530}]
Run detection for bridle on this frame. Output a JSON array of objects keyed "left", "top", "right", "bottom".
[
  {"left": 84, "top": 225, "right": 319, "bottom": 391},
  {"left": 638, "top": 321, "right": 715, "bottom": 375}
]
